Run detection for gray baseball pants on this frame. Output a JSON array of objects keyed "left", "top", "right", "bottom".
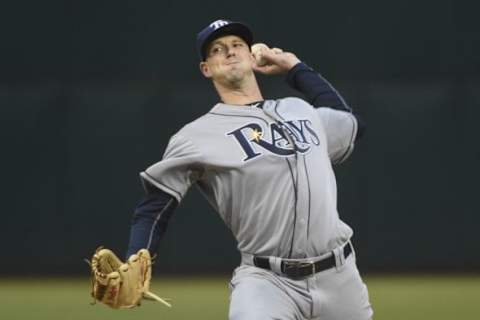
[{"left": 228, "top": 252, "right": 373, "bottom": 320}]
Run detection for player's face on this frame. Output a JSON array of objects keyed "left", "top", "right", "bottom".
[{"left": 199, "top": 35, "right": 256, "bottom": 86}]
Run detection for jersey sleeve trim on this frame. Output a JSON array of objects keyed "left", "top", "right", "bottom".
[
  {"left": 140, "top": 171, "right": 183, "bottom": 203},
  {"left": 286, "top": 62, "right": 352, "bottom": 112},
  {"left": 334, "top": 113, "right": 358, "bottom": 164},
  {"left": 146, "top": 198, "right": 176, "bottom": 251}
]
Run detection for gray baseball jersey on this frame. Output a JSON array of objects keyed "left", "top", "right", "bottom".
[{"left": 140, "top": 97, "right": 357, "bottom": 259}]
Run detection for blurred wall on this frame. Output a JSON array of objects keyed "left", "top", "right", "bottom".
[{"left": 1, "top": 0, "right": 479, "bottom": 274}]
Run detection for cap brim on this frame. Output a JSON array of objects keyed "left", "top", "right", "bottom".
[{"left": 201, "top": 22, "right": 253, "bottom": 60}]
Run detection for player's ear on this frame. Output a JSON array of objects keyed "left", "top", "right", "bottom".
[
  {"left": 199, "top": 61, "right": 212, "bottom": 78},
  {"left": 249, "top": 51, "right": 256, "bottom": 66}
]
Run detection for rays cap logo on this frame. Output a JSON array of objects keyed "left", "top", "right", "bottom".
[{"left": 197, "top": 19, "right": 253, "bottom": 61}]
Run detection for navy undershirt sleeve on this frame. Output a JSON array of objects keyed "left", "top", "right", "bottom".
[
  {"left": 126, "top": 187, "right": 178, "bottom": 259},
  {"left": 286, "top": 62, "right": 365, "bottom": 140}
]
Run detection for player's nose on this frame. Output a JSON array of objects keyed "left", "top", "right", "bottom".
[{"left": 226, "top": 46, "right": 237, "bottom": 58}]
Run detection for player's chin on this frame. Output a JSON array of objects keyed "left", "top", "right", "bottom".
[
  {"left": 224, "top": 73, "right": 243, "bottom": 85},
  {"left": 225, "top": 67, "right": 246, "bottom": 79}
]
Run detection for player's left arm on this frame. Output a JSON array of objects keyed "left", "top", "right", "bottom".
[
  {"left": 253, "top": 49, "right": 365, "bottom": 141},
  {"left": 286, "top": 62, "right": 366, "bottom": 141}
]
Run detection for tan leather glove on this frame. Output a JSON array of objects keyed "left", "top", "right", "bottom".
[{"left": 88, "top": 247, "right": 171, "bottom": 309}]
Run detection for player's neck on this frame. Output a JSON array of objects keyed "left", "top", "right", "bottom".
[{"left": 215, "top": 78, "right": 264, "bottom": 106}]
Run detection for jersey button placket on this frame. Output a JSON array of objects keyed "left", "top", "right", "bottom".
[{"left": 294, "top": 159, "right": 309, "bottom": 258}]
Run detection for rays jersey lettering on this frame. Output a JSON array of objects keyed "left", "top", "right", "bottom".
[{"left": 227, "top": 119, "right": 320, "bottom": 161}]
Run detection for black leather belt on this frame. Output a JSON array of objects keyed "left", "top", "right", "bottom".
[{"left": 253, "top": 242, "right": 353, "bottom": 278}]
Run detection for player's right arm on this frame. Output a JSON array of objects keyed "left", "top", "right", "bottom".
[
  {"left": 126, "top": 185, "right": 178, "bottom": 258},
  {"left": 126, "top": 133, "right": 204, "bottom": 258}
]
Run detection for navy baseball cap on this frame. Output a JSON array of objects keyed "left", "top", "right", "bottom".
[{"left": 197, "top": 19, "right": 253, "bottom": 61}]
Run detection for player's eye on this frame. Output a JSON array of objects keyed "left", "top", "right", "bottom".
[
  {"left": 210, "top": 46, "right": 224, "bottom": 56},
  {"left": 233, "top": 42, "right": 244, "bottom": 48}
]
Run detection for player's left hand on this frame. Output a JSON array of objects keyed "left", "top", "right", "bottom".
[{"left": 252, "top": 46, "right": 301, "bottom": 75}]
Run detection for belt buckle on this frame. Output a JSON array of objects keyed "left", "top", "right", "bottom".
[
  {"left": 282, "top": 260, "right": 316, "bottom": 278},
  {"left": 282, "top": 261, "right": 301, "bottom": 277}
]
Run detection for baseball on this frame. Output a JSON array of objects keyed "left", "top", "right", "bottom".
[{"left": 251, "top": 43, "right": 270, "bottom": 67}]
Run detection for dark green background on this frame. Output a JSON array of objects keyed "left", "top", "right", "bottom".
[{"left": 1, "top": 0, "right": 479, "bottom": 274}]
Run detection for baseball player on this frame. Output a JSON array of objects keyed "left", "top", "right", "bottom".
[{"left": 126, "top": 19, "right": 373, "bottom": 319}]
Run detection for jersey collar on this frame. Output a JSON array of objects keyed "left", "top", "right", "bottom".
[{"left": 210, "top": 101, "right": 268, "bottom": 115}]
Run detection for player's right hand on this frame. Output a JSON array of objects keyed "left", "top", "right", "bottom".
[{"left": 88, "top": 247, "right": 172, "bottom": 309}]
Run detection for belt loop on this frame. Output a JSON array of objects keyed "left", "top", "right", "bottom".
[
  {"left": 269, "top": 256, "right": 283, "bottom": 275},
  {"left": 241, "top": 252, "right": 254, "bottom": 266},
  {"left": 348, "top": 240, "right": 356, "bottom": 258},
  {"left": 333, "top": 246, "right": 346, "bottom": 271}
]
